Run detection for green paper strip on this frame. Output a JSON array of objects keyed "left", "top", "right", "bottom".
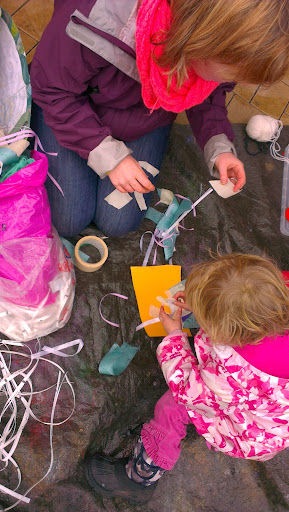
[
  {"left": 146, "top": 190, "right": 195, "bottom": 261},
  {"left": 0, "top": 147, "right": 19, "bottom": 167},
  {"left": 163, "top": 231, "right": 178, "bottom": 260},
  {"left": 182, "top": 315, "right": 199, "bottom": 329},
  {"left": 159, "top": 198, "right": 192, "bottom": 232},
  {"left": 145, "top": 207, "right": 164, "bottom": 224},
  {"left": 156, "top": 196, "right": 180, "bottom": 232},
  {"left": 99, "top": 342, "right": 139, "bottom": 376},
  {"left": 0, "top": 155, "right": 35, "bottom": 183}
]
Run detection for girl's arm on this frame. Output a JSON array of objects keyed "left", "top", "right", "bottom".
[
  {"left": 156, "top": 331, "right": 214, "bottom": 406},
  {"left": 158, "top": 307, "right": 215, "bottom": 405}
]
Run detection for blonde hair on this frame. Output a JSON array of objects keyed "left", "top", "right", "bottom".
[
  {"left": 154, "top": 0, "right": 289, "bottom": 87},
  {"left": 185, "top": 254, "right": 289, "bottom": 347}
]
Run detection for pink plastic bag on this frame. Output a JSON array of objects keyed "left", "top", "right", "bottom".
[{"left": 0, "top": 150, "right": 75, "bottom": 341}]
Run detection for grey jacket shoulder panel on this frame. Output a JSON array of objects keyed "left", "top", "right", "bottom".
[
  {"left": 66, "top": 1, "right": 140, "bottom": 82},
  {"left": 90, "top": 0, "right": 138, "bottom": 49}
]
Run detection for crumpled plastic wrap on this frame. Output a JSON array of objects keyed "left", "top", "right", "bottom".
[{"left": 0, "top": 150, "right": 75, "bottom": 341}]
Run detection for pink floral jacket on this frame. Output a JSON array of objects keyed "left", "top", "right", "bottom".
[{"left": 157, "top": 329, "right": 289, "bottom": 461}]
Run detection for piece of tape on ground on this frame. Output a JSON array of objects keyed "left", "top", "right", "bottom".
[{"left": 99, "top": 342, "right": 139, "bottom": 376}]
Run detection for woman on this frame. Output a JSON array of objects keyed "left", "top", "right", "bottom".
[{"left": 30, "top": 0, "right": 289, "bottom": 237}]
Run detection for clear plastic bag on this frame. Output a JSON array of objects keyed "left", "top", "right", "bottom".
[{"left": 0, "top": 150, "right": 75, "bottom": 341}]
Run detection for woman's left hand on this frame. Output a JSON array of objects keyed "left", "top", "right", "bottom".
[
  {"left": 214, "top": 152, "right": 246, "bottom": 192},
  {"left": 159, "top": 306, "right": 182, "bottom": 336}
]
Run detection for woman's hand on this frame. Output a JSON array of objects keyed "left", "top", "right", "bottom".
[
  {"left": 214, "top": 152, "right": 246, "bottom": 192},
  {"left": 159, "top": 306, "right": 182, "bottom": 336},
  {"left": 108, "top": 155, "right": 155, "bottom": 194}
]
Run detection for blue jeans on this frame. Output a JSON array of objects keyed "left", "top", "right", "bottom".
[{"left": 31, "top": 103, "right": 172, "bottom": 237}]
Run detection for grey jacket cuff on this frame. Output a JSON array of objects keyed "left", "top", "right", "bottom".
[
  {"left": 204, "top": 134, "right": 237, "bottom": 178},
  {"left": 87, "top": 136, "right": 132, "bottom": 178}
]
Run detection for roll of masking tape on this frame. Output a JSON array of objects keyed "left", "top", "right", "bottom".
[{"left": 74, "top": 236, "right": 108, "bottom": 272}]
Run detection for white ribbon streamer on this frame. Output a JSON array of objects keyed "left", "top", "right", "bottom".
[
  {"left": 0, "top": 484, "right": 30, "bottom": 504},
  {"left": 0, "top": 338, "right": 83, "bottom": 510},
  {"left": 30, "top": 339, "right": 83, "bottom": 360},
  {"left": 135, "top": 317, "right": 160, "bottom": 332}
]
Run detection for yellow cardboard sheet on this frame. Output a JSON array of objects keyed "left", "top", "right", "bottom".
[{"left": 131, "top": 265, "right": 191, "bottom": 337}]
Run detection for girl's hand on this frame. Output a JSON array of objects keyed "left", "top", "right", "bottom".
[
  {"left": 173, "top": 291, "right": 191, "bottom": 312},
  {"left": 108, "top": 155, "right": 155, "bottom": 194},
  {"left": 159, "top": 306, "right": 182, "bottom": 335},
  {"left": 214, "top": 152, "right": 246, "bottom": 192}
]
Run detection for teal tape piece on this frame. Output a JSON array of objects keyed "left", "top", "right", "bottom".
[
  {"left": 145, "top": 190, "right": 194, "bottom": 262},
  {"left": 99, "top": 342, "right": 139, "bottom": 376},
  {"left": 182, "top": 314, "right": 199, "bottom": 329},
  {"left": 0, "top": 147, "right": 19, "bottom": 166},
  {"left": 60, "top": 236, "right": 90, "bottom": 263},
  {"left": 156, "top": 196, "right": 180, "bottom": 231},
  {"left": 170, "top": 198, "right": 192, "bottom": 226},
  {"left": 145, "top": 207, "right": 164, "bottom": 224},
  {"left": 159, "top": 198, "right": 192, "bottom": 233},
  {"left": 163, "top": 231, "right": 178, "bottom": 260}
]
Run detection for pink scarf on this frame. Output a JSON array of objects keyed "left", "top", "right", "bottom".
[{"left": 135, "top": 0, "right": 219, "bottom": 113}]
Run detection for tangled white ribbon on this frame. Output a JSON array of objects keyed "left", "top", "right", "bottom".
[{"left": 0, "top": 338, "right": 83, "bottom": 510}]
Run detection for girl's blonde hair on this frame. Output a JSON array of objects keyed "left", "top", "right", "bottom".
[
  {"left": 185, "top": 254, "right": 289, "bottom": 347},
  {"left": 154, "top": 0, "right": 289, "bottom": 87}
]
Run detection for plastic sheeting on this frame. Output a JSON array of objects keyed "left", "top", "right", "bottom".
[{"left": 0, "top": 123, "right": 289, "bottom": 512}]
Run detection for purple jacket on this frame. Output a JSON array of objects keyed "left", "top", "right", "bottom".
[{"left": 30, "top": 0, "right": 236, "bottom": 177}]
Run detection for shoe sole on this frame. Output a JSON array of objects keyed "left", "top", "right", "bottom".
[{"left": 84, "top": 458, "right": 152, "bottom": 505}]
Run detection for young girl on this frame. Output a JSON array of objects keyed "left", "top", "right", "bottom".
[
  {"left": 30, "top": 0, "right": 289, "bottom": 237},
  {"left": 85, "top": 254, "right": 289, "bottom": 505}
]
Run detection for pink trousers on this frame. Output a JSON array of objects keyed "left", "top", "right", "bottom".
[{"left": 141, "top": 390, "right": 192, "bottom": 470}]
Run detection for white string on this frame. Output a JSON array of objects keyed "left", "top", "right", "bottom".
[
  {"left": 0, "top": 338, "right": 83, "bottom": 510},
  {"left": 270, "top": 121, "right": 289, "bottom": 164}
]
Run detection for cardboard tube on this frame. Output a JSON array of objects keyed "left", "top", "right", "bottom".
[{"left": 74, "top": 236, "right": 108, "bottom": 272}]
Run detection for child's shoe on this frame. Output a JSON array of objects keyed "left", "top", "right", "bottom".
[{"left": 85, "top": 453, "right": 157, "bottom": 505}]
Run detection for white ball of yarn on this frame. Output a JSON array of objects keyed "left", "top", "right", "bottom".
[{"left": 246, "top": 115, "right": 279, "bottom": 142}]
